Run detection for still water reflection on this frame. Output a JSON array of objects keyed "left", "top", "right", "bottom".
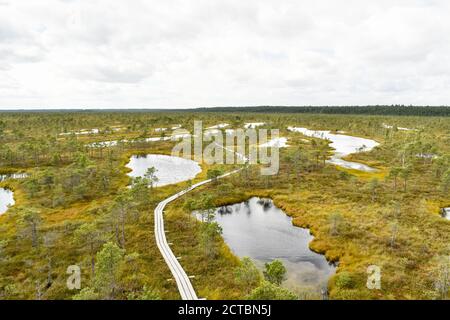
[{"left": 195, "top": 197, "right": 336, "bottom": 292}]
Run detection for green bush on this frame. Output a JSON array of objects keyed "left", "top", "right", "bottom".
[
  {"left": 247, "top": 281, "right": 297, "bottom": 300},
  {"left": 335, "top": 272, "right": 357, "bottom": 289}
]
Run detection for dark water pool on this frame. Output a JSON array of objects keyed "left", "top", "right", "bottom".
[{"left": 195, "top": 197, "right": 335, "bottom": 293}]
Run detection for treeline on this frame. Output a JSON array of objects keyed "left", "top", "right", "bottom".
[
  {"left": 2, "top": 105, "right": 450, "bottom": 116},
  {"left": 192, "top": 106, "right": 450, "bottom": 117}
]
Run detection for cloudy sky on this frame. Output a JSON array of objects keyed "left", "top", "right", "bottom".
[{"left": 1, "top": 0, "right": 450, "bottom": 109}]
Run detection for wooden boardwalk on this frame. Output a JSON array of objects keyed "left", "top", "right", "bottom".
[{"left": 154, "top": 168, "right": 242, "bottom": 300}]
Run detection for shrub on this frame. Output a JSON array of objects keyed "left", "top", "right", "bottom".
[
  {"left": 335, "top": 272, "right": 357, "bottom": 289},
  {"left": 247, "top": 281, "right": 297, "bottom": 300}
]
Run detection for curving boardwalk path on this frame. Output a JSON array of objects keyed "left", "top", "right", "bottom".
[{"left": 154, "top": 168, "right": 243, "bottom": 300}]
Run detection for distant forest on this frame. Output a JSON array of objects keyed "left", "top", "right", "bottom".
[
  {"left": 192, "top": 106, "right": 450, "bottom": 117},
  {"left": 1, "top": 105, "right": 449, "bottom": 116}
]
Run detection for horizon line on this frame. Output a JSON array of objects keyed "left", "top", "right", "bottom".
[{"left": 1, "top": 105, "right": 450, "bottom": 112}]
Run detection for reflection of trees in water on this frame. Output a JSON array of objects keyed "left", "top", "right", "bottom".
[
  {"left": 243, "top": 201, "right": 251, "bottom": 215},
  {"left": 440, "top": 208, "right": 449, "bottom": 219},
  {"left": 217, "top": 198, "right": 275, "bottom": 216},
  {"left": 217, "top": 206, "right": 233, "bottom": 215},
  {"left": 257, "top": 198, "right": 273, "bottom": 211}
]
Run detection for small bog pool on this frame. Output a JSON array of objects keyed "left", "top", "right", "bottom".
[
  {"left": 0, "top": 188, "right": 15, "bottom": 215},
  {"left": 288, "top": 127, "right": 379, "bottom": 172},
  {"left": 195, "top": 197, "right": 335, "bottom": 293},
  {"left": 126, "top": 154, "right": 202, "bottom": 187}
]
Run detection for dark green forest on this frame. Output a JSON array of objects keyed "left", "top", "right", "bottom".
[
  {"left": 2, "top": 106, "right": 450, "bottom": 117},
  {"left": 192, "top": 106, "right": 450, "bottom": 116}
]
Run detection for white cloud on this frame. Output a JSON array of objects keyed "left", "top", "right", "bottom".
[{"left": 0, "top": 0, "right": 450, "bottom": 108}]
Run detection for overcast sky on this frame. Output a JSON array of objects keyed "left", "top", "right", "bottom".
[{"left": 1, "top": 0, "right": 450, "bottom": 109}]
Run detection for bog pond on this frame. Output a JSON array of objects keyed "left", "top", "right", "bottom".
[
  {"left": 126, "top": 154, "right": 202, "bottom": 187},
  {"left": 442, "top": 208, "right": 450, "bottom": 220},
  {"left": 0, "top": 188, "right": 14, "bottom": 215},
  {"left": 288, "top": 127, "right": 379, "bottom": 172},
  {"left": 195, "top": 197, "right": 336, "bottom": 293}
]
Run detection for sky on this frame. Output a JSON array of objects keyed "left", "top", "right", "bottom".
[{"left": 1, "top": 0, "right": 450, "bottom": 109}]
